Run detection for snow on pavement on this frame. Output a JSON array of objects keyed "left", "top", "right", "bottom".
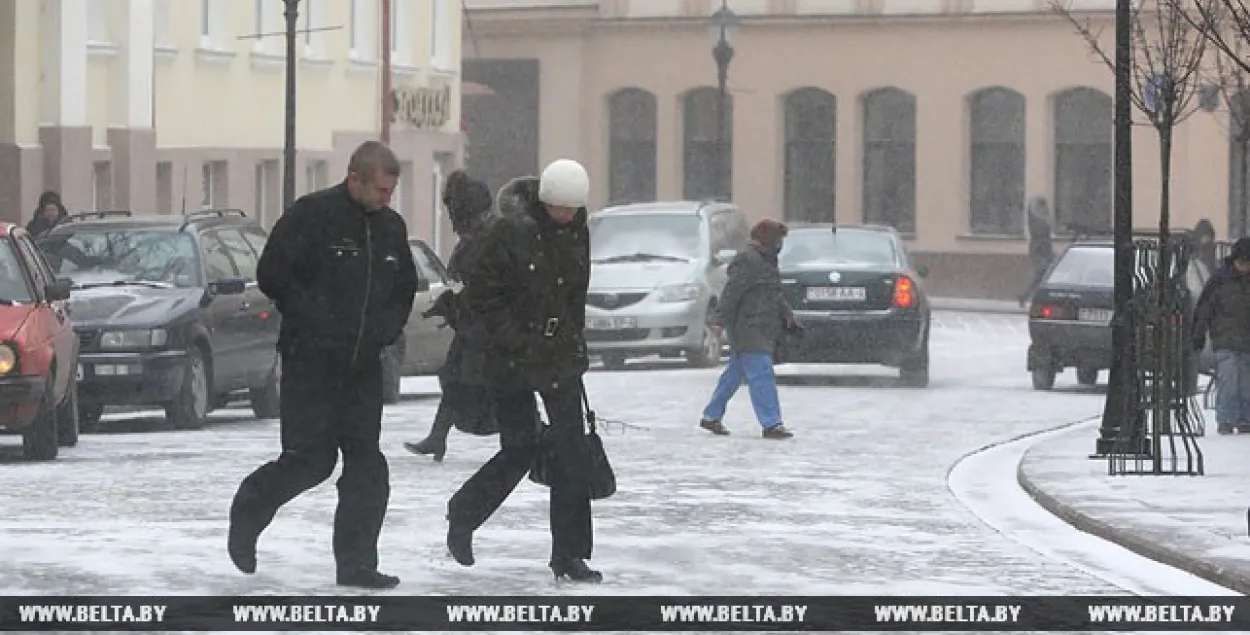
[{"left": 0, "top": 311, "right": 1196, "bottom": 603}]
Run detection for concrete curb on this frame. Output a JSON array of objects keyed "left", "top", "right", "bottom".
[
  {"left": 1016, "top": 444, "right": 1250, "bottom": 595},
  {"left": 930, "top": 297, "right": 1027, "bottom": 315}
]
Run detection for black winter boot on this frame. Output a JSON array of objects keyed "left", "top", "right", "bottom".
[
  {"left": 550, "top": 558, "right": 602, "bottom": 583},
  {"left": 405, "top": 416, "right": 454, "bottom": 461}
]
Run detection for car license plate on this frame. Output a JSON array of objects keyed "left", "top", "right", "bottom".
[
  {"left": 806, "top": 286, "right": 866, "bottom": 302},
  {"left": 587, "top": 316, "right": 638, "bottom": 330},
  {"left": 1078, "top": 308, "right": 1113, "bottom": 322},
  {"left": 76, "top": 364, "right": 84, "bottom": 380}
]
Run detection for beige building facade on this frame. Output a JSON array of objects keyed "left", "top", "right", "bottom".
[
  {"left": 462, "top": 0, "right": 1239, "bottom": 298},
  {"left": 0, "top": 0, "right": 465, "bottom": 252}
]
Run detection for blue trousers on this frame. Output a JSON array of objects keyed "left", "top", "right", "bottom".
[
  {"left": 1215, "top": 349, "right": 1250, "bottom": 426},
  {"left": 701, "top": 353, "right": 783, "bottom": 428}
]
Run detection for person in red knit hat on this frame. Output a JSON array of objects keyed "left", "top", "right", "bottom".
[{"left": 699, "top": 218, "right": 799, "bottom": 439}]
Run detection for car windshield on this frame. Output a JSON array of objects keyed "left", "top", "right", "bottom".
[
  {"left": 1045, "top": 247, "right": 1114, "bottom": 287},
  {"left": 40, "top": 229, "right": 202, "bottom": 289},
  {"left": 0, "top": 240, "right": 33, "bottom": 303},
  {"left": 779, "top": 229, "right": 898, "bottom": 268},
  {"left": 589, "top": 214, "right": 702, "bottom": 263}
]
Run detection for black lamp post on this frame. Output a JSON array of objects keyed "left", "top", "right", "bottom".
[
  {"left": 708, "top": 1, "right": 738, "bottom": 202},
  {"left": 282, "top": 0, "right": 300, "bottom": 213},
  {"left": 1094, "top": 0, "right": 1136, "bottom": 458}
]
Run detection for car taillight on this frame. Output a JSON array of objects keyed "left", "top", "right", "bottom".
[
  {"left": 894, "top": 275, "right": 917, "bottom": 309},
  {"left": 1033, "top": 304, "right": 1072, "bottom": 320}
]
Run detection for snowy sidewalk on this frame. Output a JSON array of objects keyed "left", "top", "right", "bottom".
[{"left": 1018, "top": 421, "right": 1250, "bottom": 593}]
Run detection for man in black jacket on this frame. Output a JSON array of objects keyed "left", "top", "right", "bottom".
[
  {"left": 444, "top": 159, "right": 602, "bottom": 583},
  {"left": 1193, "top": 237, "right": 1250, "bottom": 434},
  {"left": 227, "top": 141, "right": 418, "bottom": 589}
]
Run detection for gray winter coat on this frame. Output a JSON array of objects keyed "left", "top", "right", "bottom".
[{"left": 714, "top": 243, "right": 793, "bottom": 354}]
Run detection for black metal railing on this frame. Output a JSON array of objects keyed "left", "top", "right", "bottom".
[{"left": 1108, "top": 235, "right": 1204, "bottom": 476}]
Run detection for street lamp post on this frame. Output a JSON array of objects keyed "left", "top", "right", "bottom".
[
  {"left": 282, "top": 0, "right": 300, "bottom": 213},
  {"left": 708, "top": 1, "right": 738, "bottom": 202},
  {"left": 1095, "top": 0, "right": 1136, "bottom": 457}
]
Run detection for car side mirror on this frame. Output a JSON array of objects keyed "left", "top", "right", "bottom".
[
  {"left": 44, "top": 278, "right": 72, "bottom": 301},
  {"left": 416, "top": 272, "right": 430, "bottom": 293},
  {"left": 915, "top": 264, "right": 930, "bottom": 279},
  {"left": 208, "top": 277, "right": 247, "bottom": 296},
  {"left": 714, "top": 248, "right": 737, "bottom": 265}
]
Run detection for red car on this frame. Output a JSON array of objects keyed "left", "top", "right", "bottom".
[{"left": 0, "top": 224, "right": 78, "bottom": 460}]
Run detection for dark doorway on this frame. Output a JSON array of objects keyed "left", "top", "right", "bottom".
[
  {"left": 782, "top": 88, "right": 836, "bottom": 223},
  {"left": 462, "top": 59, "right": 541, "bottom": 196}
]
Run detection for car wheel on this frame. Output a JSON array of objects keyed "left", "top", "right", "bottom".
[
  {"left": 1077, "top": 367, "right": 1099, "bottom": 386},
  {"left": 1031, "top": 366, "right": 1057, "bottom": 391},
  {"left": 899, "top": 332, "right": 930, "bottom": 388},
  {"left": 601, "top": 354, "right": 627, "bottom": 370},
  {"left": 79, "top": 402, "right": 104, "bottom": 433},
  {"left": 22, "top": 380, "right": 58, "bottom": 461},
  {"left": 249, "top": 359, "right": 281, "bottom": 419},
  {"left": 687, "top": 318, "right": 722, "bottom": 368},
  {"left": 382, "top": 347, "right": 402, "bottom": 405},
  {"left": 165, "top": 347, "right": 209, "bottom": 430},
  {"left": 56, "top": 374, "right": 79, "bottom": 448}
]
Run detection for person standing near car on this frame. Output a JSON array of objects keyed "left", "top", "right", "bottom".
[
  {"left": 444, "top": 159, "right": 602, "bottom": 583},
  {"left": 26, "top": 191, "right": 68, "bottom": 239},
  {"left": 405, "top": 169, "right": 499, "bottom": 461},
  {"left": 1193, "top": 237, "right": 1250, "bottom": 435},
  {"left": 226, "top": 141, "right": 418, "bottom": 589},
  {"left": 698, "top": 219, "right": 798, "bottom": 440},
  {"left": 1018, "top": 196, "right": 1055, "bottom": 307}
]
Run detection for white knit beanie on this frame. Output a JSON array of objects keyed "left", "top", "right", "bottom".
[{"left": 538, "top": 159, "right": 590, "bottom": 208}]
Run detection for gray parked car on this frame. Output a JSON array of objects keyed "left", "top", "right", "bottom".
[
  {"left": 381, "top": 238, "right": 450, "bottom": 403},
  {"left": 585, "top": 201, "right": 750, "bottom": 369}
]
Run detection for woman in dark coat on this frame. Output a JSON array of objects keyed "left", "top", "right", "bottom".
[
  {"left": 1193, "top": 218, "right": 1218, "bottom": 273},
  {"left": 26, "top": 191, "right": 68, "bottom": 238},
  {"left": 404, "top": 171, "right": 499, "bottom": 461}
]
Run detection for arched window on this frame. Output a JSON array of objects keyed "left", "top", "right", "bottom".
[
  {"left": 968, "top": 87, "right": 1026, "bottom": 235},
  {"left": 861, "top": 87, "right": 917, "bottom": 233},
  {"left": 682, "top": 87, "right": 732, "bottom": 201},
  {"left": 1231, "top": 89, "right": 1250, "bottom": 236},
  {"left": 1053, "top": 87, "right": 1113, "bottom": 233},
  {"left": 782, "top": 88, "right": 836, "bottom": 222},
  {"left": 607, "top": 88, "right": 658, "bottom": 205}
]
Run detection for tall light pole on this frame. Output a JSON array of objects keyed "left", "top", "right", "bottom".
[
  {"left": 381, "top": 0, "right": 393, "bottom": 144},
  {"left": 1095, "top": 0, "right": 1136, "bottom": 458},
  {"left": 282, "top": 0, "right": 300, "bottom": 213},
  {"left": 708, "top": 1, "right": 737, "bottom": 202}
]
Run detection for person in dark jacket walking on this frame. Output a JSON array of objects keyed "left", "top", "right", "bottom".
[
  {"left": 404, "top": 170, "right": 498, "bottom": 460},
  {"left": 444, "top": 159, "right": 602, "bottom": 583},
  {"left": 1018, "top": 196, "right": 1055, "bottom": 307},
  {"left": 26, "top": 191, "right": 68, "bottom": 239},
  {"left": 699, "top": 219, "right": 798, "bottom": 439},
  {"left": 226, "top": 141, "right": 419, "bottom": 589},
  {"left": 1193, "top": 237, "right": 1250, "bottom": 434}
]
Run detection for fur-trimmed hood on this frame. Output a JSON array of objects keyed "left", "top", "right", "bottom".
[{"left": 495, "top": 176, "right": 541, "bottom": 218}]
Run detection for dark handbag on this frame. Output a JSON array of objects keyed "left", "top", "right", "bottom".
[{"left": 529, "top": 385, "right": 616, "bottom": 500}]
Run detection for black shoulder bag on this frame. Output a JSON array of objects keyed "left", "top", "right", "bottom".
[{"left": 529, "top": 383, "right": 617, "bottom": 500}]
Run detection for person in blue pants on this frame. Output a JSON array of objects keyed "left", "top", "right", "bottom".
[
  {"left": 1193, "top": 237, "right": 1250, "bottom": 434},
  {"left": 699, "top": 219, "right": 799, "bottom": 439}
]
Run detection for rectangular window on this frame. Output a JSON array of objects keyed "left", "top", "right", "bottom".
[
  {"left": 430, "top": 0, "right": 453, "bottom": 69},
  {"left": 391, "top": 0, "right": 409, "bottom": 64},
  {"left": 200, "top": 0, "right": 225, "bottom": 46},
  {"left": 154, "top": 0, "right": 172, "bottom": 45},
  {"left": 92, "top": 162, "right": 113, "bottom": 210},
  {"left": 305, "top": 160, "right": 328, "bottom": 193},
  {"left": 969, "top": 141, "right": 1025, "bottom": 235},
  {"left": 156, "top": 162, "right": 173, "bottom": 213},
  {"left": 349, "top": 0, "right": 359, "bottom": 52},
  {"left": 202, "top": 161, "right": 228, "bottom": 209},
  {"left": 88, "top": 0, "right": 110, "bottom": 43},
  {"left": 254, "top": 160, "right": 280, "bottom": 225}
]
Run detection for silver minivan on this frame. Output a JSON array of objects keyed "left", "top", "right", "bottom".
[{"left": 585, "top": 201, "right": 750, "bottom": 369}]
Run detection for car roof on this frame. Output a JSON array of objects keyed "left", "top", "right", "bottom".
[
  {"left": 594, "top": 201, "right": 736, "bottom": 217},
  {"left": 47, "top": 209, "right": 257, "bottom": 235},
  {"left": 786, "top": 223, "right": 901, "bottom": 236}
]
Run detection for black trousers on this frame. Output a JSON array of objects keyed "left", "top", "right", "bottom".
[
  {"left": 230, "top": 348, "right": 389, "bottom": 573},
  {"left": 447, "top": 383, "right": 593, "bottom": 561}
]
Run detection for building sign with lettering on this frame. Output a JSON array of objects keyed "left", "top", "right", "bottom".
[{"left": 392, "top": 85, "right": 451, "bottom": 129}]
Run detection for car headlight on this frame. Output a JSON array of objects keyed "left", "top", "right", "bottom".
[
  {"left": 656, "top": 284, "right": 701, "bottom": 303},
  {"left": 0, "top": 343, "right": 16, "bottom": 375},
  {"left": 100, "top": 329, "right": 168, "bottom": 349}
]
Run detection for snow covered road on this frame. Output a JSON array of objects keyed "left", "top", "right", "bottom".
[{"left": 0, "top": 311, "right": 1216, "bottom": 600}]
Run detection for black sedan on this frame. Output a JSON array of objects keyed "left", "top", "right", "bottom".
[
  {"left": 1027, "top": 239, "right": 1209, "bottom": 391},
  {"left": 774, "top": 224, "right": 932, "bottom": 387}
]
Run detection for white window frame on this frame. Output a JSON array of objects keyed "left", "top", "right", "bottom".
[
  {"left": 92, "top": 163, "right": 113, "bottom": 211},
  {"left": 202, "top": 161, "right": 227, "bottom": 209},
  {"left": 305, "top": 160, "right": 328, "bottom": 193},
  {"left": 430, "top": 0, "right": 453, "bottom": 71},
  {"left": 391, "top": 0, "right": 410, "bottom": 65},
  {"left": 200, "top": 0, "right": 225, "bottom": 48},
  {"left": 348, "top": 0, "right": 360, "bottom": 54},
  {"left": 154, "top": 0, "right": 172, "bottom": 46},
  {"left": 303, "top": 0, "right": 324, "bottom": 58},
  {"left": 88, "top": 0, "right": 111, "bottom": 44}
]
